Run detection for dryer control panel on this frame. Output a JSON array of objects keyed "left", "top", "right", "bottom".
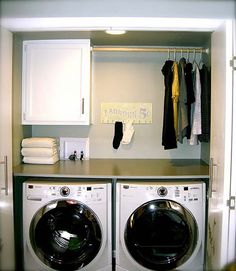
[{"left": 121, "top": 182, "right": 204, "bottom": 203}]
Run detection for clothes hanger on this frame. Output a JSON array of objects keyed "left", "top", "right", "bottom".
[
  {"left": 167, "top": 49, "right": 170, "bottom": 60},
  {"left": 180, "top": 49, "right": 186, "bottom": 63},
  {"left": 186, "top": 49, "right": 190, "bottom": 63},
  {"left": 198, "top": 49, "right": 204, "bottom": 68},
  {"left": 192, "top": 49, "right": 197, "bottom": 66}
]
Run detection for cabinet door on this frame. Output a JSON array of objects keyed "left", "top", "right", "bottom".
[
  {"left": 227, "top": 17, "right": 236, "bottom": 264},
  {"left": 207, "top": 20, "right": 234, "bottom": 270},
  {"left": 22, "top": 39, "right": 90, "bottom": 125},
  {"left": 0, "top": 27, "right": 15, "bottom": 270}
]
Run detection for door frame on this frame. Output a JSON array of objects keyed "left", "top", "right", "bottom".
[
  {"left": 0, "top": 16, "right": 224, "bottom": 32},
  {"left": 0, "top": 16, "right": 234, "bottom": 270}
]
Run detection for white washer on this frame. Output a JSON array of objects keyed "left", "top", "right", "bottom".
[
  {"left": 23, "top": 180, "right": 112, "bottom": 271},
  {"left": 116, "top": 180, "right": 206, "bottom": 271}
]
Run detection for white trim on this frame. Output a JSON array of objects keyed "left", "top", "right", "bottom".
[{"left": 0, "top": 17, "right": 223, "bottom": 32}]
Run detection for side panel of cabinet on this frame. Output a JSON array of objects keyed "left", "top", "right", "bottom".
[
  {"left": 22, "top": 39, "right": 90, "bottom": 125},
  {"left": 0, "top": 27, "right": 15, "bottom": 270}
]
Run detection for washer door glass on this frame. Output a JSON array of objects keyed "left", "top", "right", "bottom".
[
  {"left": 30, "top": 200, "right": 102, "bottom": 271},
  {"left": 124, "top": 199, "right": 198, "bottom": 270}
]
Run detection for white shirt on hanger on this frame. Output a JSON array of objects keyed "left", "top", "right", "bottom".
[{"left": 189, "top": 62, "right": 202, "bottom": 145}]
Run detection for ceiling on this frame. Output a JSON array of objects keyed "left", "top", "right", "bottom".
[{"left": 17, "top": 30, "right": 211, "bottom": 48}]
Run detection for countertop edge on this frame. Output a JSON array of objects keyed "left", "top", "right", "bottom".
[{"left": 13, "top": 159, "right": 209, "bottom": 179}]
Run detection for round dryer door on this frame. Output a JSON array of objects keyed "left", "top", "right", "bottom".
[
  {"left": 30, "top": 199, "right": 102, "bottom": 271},
  {"left": 124, "top": 199, "right": 198, "bottom": 270}
]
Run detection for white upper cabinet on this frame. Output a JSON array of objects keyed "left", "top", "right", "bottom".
[{"left": 22, "top": 39, "right": 90, "bottom": 125}]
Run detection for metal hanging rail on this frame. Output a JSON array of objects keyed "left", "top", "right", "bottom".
[{"left": 92, "top": 46, "right": 209, "bottom": 53}]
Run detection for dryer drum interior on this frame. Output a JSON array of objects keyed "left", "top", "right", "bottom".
[
  {"left": 124, "top": 199, "right": 198, "bottom": 270},
  {"left": 30, "top": 199, "right": 102, "bottom": 271}
]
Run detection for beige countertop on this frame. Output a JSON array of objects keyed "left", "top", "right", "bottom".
[{"left": 13, "top": 159, "right": 209, "bottom": 179}]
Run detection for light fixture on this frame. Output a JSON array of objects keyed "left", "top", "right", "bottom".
[{"left": 105, "top": 29, "right": 126, "bottom": 35}]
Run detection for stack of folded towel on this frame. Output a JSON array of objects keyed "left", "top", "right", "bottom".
[{"left": 21, "top": 137, "right": 59, "bottom": 164}]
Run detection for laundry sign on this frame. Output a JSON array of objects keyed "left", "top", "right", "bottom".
[{"left": 101, "top": 103, "right": 152, "bottom": 124}]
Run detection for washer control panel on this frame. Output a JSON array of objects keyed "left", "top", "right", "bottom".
[{"left": 25, "top": 182, "right": 107, "bottom": 203}]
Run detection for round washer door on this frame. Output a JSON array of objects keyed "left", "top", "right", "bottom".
[
  {"left": 124, "top": 199, "right": 198, "bottom": 270},
  {"left": 30, "top": 199, "right": 102, "bottom": 271}
]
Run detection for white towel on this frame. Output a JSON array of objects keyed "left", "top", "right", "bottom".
[
  {"left": 23, "top": 154, "right": 59, "bottom": 165},
  {"left": 21, "top": 147, "right": 58, "bottom": 157},
  {"left": 22, "top": 137, "right": 57, "bottom": 148}
]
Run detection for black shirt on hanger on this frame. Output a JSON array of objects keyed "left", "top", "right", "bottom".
[
  {"left": 199, "top": 64, "right": 211, "bottom": 142},
  {"left": 161, "top": 60, "right": 177, "bottom": 150}
]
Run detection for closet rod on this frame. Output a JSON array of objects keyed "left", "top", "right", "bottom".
[{"left": 92, "top": 46, "right": 208, "bottom": 53}]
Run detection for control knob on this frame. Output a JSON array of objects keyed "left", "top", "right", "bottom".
[
  {"left": 60, "top": 186, "right": 70, "bottom": 197},
  {"left": 157, "top": 186, "right": 168, "bottom": 197}
]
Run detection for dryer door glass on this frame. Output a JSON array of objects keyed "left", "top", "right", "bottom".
[
  {"left": 124, "top": 199, "right": 198, "bottom": 270},
  {"left": 30, "top": 200, "right": 102, "bottom": 271}
]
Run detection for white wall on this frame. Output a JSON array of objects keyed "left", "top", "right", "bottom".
[
  {"left": 1, "top": 0, "right": 235, "bottom": 19},
  {"left": 32, "top": 50, "right": 203, "bottom": 159}
]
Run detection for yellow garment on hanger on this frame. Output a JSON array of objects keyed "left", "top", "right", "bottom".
[{"left": 172, "top": 61, "right": 179, "bottom": 138}]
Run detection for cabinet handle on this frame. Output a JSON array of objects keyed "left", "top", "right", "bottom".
[
  {"left": 82, "top": 98, "right": 85, "bottom": 115},
  {"left": 0, "top": 156, "right": 8, "bottom": 196},
  {"left": 209, "top": 157, "right": 217, "bottom": 198}
]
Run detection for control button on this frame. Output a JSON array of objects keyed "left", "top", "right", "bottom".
[
  {"left": 175, "top": 189, "right": 180, "bottom": 197},
  {"left": 60, "top": 186, "right": 70, "bottom": 197},
  {"left": 157, "top": 186, "right": 168, "bottom": 197}
]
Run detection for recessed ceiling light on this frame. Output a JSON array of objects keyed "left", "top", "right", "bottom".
[{"left": 105, "top": 29, "right": 126, "bottom": 35}]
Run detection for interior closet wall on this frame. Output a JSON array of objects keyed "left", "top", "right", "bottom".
[
  {"left": 33, "top": 50, "right": 207, "bottom": 159},
  {"left": 12, "top": 32, "right": 211, "bottom": 161}
]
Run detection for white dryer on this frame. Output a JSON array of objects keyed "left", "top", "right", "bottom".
[
  {"left": 23, "top": 179, "right": 112, "bottom": 271},
  {"left": 116, "top": 180, "right": 206, "bottom": 271}
]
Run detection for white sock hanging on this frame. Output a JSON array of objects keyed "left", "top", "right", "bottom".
[{"left": 121, "top": 121, "right": 134, "bottom": 144}]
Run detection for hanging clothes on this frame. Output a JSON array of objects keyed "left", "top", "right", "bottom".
[
  {"left": 189, "top": 62, "right": 202, "bottom": 145},
  {"left": 171, "top": 61, "right": 180, "bottom": 138},
  {"left": 161, "top": 60, "right": 177, "bottom": 150},
  {"left": 185, "top": 62, "right": 195, "bottom": 139},
  {"left": 177, "top": 58, "right": 188, "bottom": 143},
  {"left": 199, "top": 64, "right": 211, "bottom": 142}
]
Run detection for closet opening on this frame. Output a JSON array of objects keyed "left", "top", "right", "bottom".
[{"left": 13, "top": 30, "right": 212, "bottom": 162}]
